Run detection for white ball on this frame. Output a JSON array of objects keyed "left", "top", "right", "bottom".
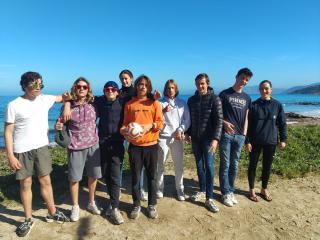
[{"left": 126, "top": 122, "right": 143, "bottom": 139}]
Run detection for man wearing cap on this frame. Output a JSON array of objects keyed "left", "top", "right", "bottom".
[{"left": 94, "top": 81, "right": 127, "bottom": 225}]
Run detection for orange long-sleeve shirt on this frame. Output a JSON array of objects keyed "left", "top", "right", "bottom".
[{"left": 121, "top": 97, "right": 163, "bottom": 146}]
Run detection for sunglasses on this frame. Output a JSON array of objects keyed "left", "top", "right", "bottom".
[
  {"left": 260, "top": 87, "right": 271, "bottom": 91},
  {"left": 105, "top": 87, "right": 118, "bottom": 93},
  {"left": 76, "top": 85, "right": 88, "bottom": 90},
  {"left": 28, "top": 81, "right": 44, "bottom": 90}
]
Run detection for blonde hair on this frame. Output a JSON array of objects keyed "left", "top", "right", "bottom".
[
  {"left": 70, "top": 77, "right": 94, "bottom": 103},
  {"left": 163, "top": 79, "right": 179, "bottom": 98}
]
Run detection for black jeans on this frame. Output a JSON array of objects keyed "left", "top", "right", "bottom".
[
  {"left": 128, "top": 143, "right": 158, "bottom": 207},
  {"left": 248, "top": 144, "right": 276, "bottom": 189},
  {"left": 100, "top": 140, "right": 124, "bottom": 209}
]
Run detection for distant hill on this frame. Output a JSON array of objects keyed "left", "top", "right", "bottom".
[
  {"left": 289, "top": 85, "right": 320, "bottom": 94},
  {"left": 287, "top": 83, "right": 320, "bottom": 95}
]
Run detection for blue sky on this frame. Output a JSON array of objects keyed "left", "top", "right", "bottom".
[{"left": 0, "top": 0, "right": 319, "bottom": 95}]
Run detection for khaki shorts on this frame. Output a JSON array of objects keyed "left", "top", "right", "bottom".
[{"left": 14, "top": 146, "right": 52, "bottom": 180}]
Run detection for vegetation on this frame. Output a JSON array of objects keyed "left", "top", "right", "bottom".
[{"left": 1, "top": 125, "right": 319, "bottom": 205}]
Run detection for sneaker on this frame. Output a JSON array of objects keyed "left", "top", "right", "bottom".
[
  {"left": 156, "top": 191, "right": 164, "bottom": 199},
  {"left": 147, "top": 205, "right": 158, "bottom": 219},
  {"left": 46, "top": 209, "right": 70, "bottom": 223},
  {"left": 16, "top": 218, "right": 34, "bottom": 237},
  {"left": 87, "top": 201, "right": 101, "bottom": 215},
  {"left": 177, "top": 189, "right": 185, "bottom": 201},
  {"left": 222, "top": 194, "right": 234, "bottom": 207},
  {"left": 140, "top": 189, "right": 148, "bottom": 201},
  {"left": 110, "top": 208, "right": 124, "bottom": 225},
  {"left": 205, "top": 199, "right": 219, "bottom": 213},
  {"left": 191, "top": 191, "right": 206, "bottom": 202},
  {"left": 105, "top": 203, "right": 112, "bottom": 217},
  {"left": 129, "top": 206, "right": 141, "bottom": 219},
  {"left": 230, "top": 192, "right": 238, "bottom": 205},
  {"left": 70, "top": 205, "right": 80, "bottom": 222}
]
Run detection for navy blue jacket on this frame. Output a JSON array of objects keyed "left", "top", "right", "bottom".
[
  {"left": 95, "top": 96, "right": 126, "bottom": 142},
  {"left": 187, "top": 88, "right": 223, "bottom": 141},
  {"left": 246, "top": 98, "right": 287, "bottom": 145}
]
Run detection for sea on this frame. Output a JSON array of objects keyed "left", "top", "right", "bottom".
[{"left": 0, "top": 94, "right": 320, "bottom": 148}]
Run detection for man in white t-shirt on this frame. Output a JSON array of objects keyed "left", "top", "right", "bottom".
[{"left": 4, "top": 71, "right": 70, "bottom": 237}]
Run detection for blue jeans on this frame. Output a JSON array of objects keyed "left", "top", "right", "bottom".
[
  {"left": 192, "top": 139, "right": 215, "bottom": 199},
  {"left": 219, "top": 133, "right": 245, "bottom": 195}
]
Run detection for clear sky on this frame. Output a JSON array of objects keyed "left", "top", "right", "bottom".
[{"left": 1, "top": 0, "right": 319, "bottom": 95}]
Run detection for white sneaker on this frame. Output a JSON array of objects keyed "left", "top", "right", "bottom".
[
  {"left": 87, "top": 201, "right": 101, "bottom": 215},
  {"left": 110, "top": 208, "right": 124, "bottom": 225},
  {"left": 156, "top": 191, "right": 164, "bottom": 199},
  {"left": 205, "top": 199, "right": 219, "bottom": 213},
  {"left": 222, "top": 194, "right": 234, "bottom": 207},
  {"left": 177, "top": 189, "right": 185, "bottom": 201},
  {"left": 70, "top": 205, "right": 80, "bottom": 222},
  {"left": 140, "top": 189, "right": 148, "bottom": 201},
  {"left": 191, "top": 191, "right": 206, "bottom": 202},
  {"left": 230, "top": 193, "right": 238, "bottom": 205}
]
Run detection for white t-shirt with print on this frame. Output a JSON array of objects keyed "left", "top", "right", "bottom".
[{"left": 5, "top": 95, "right": 56, "bottom": 153}]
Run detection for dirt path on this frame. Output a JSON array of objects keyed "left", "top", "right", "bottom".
[{"left": 1, "top": 170, "right": 319, "bottom": 240}]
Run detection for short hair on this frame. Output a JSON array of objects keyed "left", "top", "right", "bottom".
[
  {"left": 195, "top": 73, "right": 210, "bottom": 85},
  {"left": 259, "top": 80, "right": 273, "bottom": 89},
  {"left": 163, "top": 79, "right": 179, "bottom": 98},
  {"left": 70, "top": 77, "right": 94, "bottom": 103},
  {"left": 119, "top": 69, "right": 133, "bottom": 80},
  {"left": 134, "top": 75, "right": 153, "bottom": 96},
  {"left": 20, "top": 71, "right": 42, "bottom": 91},
  {"left": 236, "top": 68, "right": 253, "bottom": 78}
]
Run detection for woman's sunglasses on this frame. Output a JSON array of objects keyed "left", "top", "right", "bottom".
[{"left": 76, "top": 85, "right": 88, "bottom": 90}]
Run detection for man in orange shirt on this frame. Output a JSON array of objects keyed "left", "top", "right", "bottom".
[{"left": 120, "top": 75, "right": 163, "bottom": 219}]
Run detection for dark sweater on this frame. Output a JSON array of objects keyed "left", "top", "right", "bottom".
[
  {"left": 246, "top": 98, "right": 287, "bottom": 145},
  {"left": 187, "top": 88, "right": 223, "bottom": 141},
  {"left": 95, "top": 96, "right": 126, "bottom": 142}
]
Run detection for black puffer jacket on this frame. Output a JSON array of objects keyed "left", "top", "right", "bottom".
[{"left": 187, "top": 88, "right": 223, "bottom": 141}]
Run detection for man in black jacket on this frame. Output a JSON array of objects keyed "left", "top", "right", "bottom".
[
  {"left": 187, "top": 73, "right": 223, "bottom": 213},
  {"left": 245, "top": 80, "right": 286, "bottom": 202}
]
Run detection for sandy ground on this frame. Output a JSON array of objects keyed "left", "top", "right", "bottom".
[{"left": 0, "top": 168, "right": 319, "bottom": 240}]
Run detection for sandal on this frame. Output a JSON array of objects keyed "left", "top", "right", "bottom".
[
  {"left": 249, "top": 194, "right": 259, "bottom": 202},
  {"left": 260, "top": 193, "right": 272, "bottom": 202}
]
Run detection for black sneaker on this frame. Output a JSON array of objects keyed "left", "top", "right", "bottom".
[
  {"left": 16, "top": 218, "right": 34, "bottom": 237},
  {"left": 45, "top": 209, "right": 70, "bottom": 223}
]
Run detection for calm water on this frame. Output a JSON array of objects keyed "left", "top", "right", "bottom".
[{"left": 1, "top": 94, "right": 320, "bottom": 147}]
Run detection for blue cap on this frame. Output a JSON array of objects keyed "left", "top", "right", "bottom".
[{"left": 104, "top": 81, "right": 119, "bottom": 90}]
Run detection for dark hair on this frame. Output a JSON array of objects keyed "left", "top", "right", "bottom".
[
  {"left": 20, "top": 71, "right": 42, "bottom": 91},
  {"left": 236, "top": 68, "right": 253, "bottom": 78},
  {"left": 195, "top": 73, "right": 210, "bottom": 85},
  {"left": 134, "top": 75, "right": 153, "bottom": 96},
  {"left": 259, "top": 80, "right": 272, "bottom": 89},
  {"left": 119, "top": 69, "right": 133, "bottom": 80},
  {"left": 70, "top": 77, "right": 94, "bottom": 103},
  {"left": 163, "top": 79, "right": 179, "bottom": 98}
]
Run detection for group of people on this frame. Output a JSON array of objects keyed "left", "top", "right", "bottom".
[{"left": 4, "top": 68, "right": 287, "bottom": 237}]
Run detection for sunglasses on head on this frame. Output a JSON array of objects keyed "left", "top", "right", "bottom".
[
  {"left": 76, "top": 85, "right": 88, "bottom": 90},
  {"left": 105, "top": 87, "right": 118, "bottom": 93},
  {"left": 28, "top": 81, "right": 44, "bottom": 90}
]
